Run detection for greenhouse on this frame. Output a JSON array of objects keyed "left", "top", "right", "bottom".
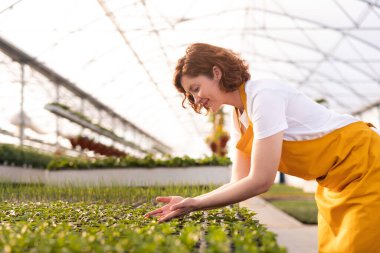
[{"left": 0, "top": 0, "right": 380, "bottom": 252}]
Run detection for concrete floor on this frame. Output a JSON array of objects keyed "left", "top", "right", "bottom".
[{"left": 240, "top": 197, "right": 318, "bottom": 253}]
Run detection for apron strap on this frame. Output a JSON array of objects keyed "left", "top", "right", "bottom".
[{"left": 234, "top": 107, "right": 245, "bottom": 134}]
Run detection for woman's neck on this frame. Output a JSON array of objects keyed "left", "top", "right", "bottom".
[{"left": 224, "top": 89, "right": 244, "bottom": 112}]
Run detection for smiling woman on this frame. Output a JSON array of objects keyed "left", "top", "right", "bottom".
[
  {"left": 173, "top": 43, "right": 250, "bottom": 114},
  {"left": 144, "top": 42, "right": 380, "bottom": 253}
]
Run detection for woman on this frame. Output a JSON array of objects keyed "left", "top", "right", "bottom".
[{"left": 144, "top": 43, "right": 380, "bottom": 252}]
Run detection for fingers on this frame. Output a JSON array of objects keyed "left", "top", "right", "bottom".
[
  {"left": 145, "top": 196, "right": 189, "bottom": 220},
  {"left": 170, "top": 203, "right": 181, "bottom": 211},
  {"left": 145, "top": 209, "right": 171, "bottom": 219},
  {"left": 144, "top": 207, "right": 163, "bottom": 218},
  {"left": 170, "top": 199, "right": 187, "bottom": 211},
  {"left": 158, "top": 209, "right": 185, "bottom": 223},
  {"left": 144, "top": 196, "right": 173, "bottom": 218},
  {"left": 156, "top": 196, "right": 171, "bottom": 203}
]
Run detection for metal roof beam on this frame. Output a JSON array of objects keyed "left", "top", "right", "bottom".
[{"left": 0, "top": 35, "right": 170, "bottom": 152}]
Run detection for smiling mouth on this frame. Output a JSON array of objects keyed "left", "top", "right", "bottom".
[{"left": 202, "top": 99, "right": 210, "bottom": 108}]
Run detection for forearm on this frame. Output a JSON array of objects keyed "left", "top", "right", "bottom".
[
  {"left": 197, "top": 182, "right": 232, "bottom": 199},
  {"left": 195, "top": 177, "right": 268, "bottom": 211}
]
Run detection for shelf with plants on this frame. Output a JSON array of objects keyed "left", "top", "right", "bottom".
[
  {"left": 68, "top": 135, "right": 127, "bottom": 157},
  {"left": 0, "top": 143, "right": 231, "bottom": 170},
  {"left": 0, "top": 144, "right": 231, "bottom": 186},
  {"left": 0, "top": 127, "right": 76, "bottom": 156},
  {"left": 0, "top": 143, "right": 54, "bottom": 168},
  {"left": 46, "top": 153, "right": 232, "bottom": 170},
  {"left": 0, "top": 183, "right": 286, "bottom": 252},
  {"left": 44, "top": 102, "right": 146, "bottom": 154}
]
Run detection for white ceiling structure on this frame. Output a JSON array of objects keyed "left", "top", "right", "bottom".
[{"left": 0, "top": 0, "right": 380, "bottom": 157}]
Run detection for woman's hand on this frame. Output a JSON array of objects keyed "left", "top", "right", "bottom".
[{"left": 144, "top": 196, "right": 201, "bottom": 223}]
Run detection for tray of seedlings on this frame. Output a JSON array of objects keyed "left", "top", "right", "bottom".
[{"left": 0, "top": 184, "right": 286, "bottom": 252}]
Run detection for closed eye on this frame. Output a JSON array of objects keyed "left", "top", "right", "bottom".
[{"left": 192, "top": 87, "right": 199, "bottom": 93}]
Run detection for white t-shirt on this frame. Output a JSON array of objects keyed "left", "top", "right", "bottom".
[{"left": 230, "top": 79, "right": 364, "bottom": 143}]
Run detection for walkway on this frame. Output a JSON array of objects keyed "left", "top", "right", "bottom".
[{"left": 240, "top": 197, "right": 318, "bottom": 253}]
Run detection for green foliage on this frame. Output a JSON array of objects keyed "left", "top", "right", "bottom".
[
  {"left": 0, "top": 183, "right": 218, "bottom": 203},
  {"left": 0, "top": 183, "right": 286, "bottom": 252},
  {"left": 270, "top": 200, "right": 318, "bottom": 224},
  {"left": 0, "top": 144, "right": 53, "bottom": 168},
  {"left": 46, "top": 154, "right": 231, "bottom": 170},
  {"left": 261, "top": 184, "right": 317, "bottom": 225},
  {"left": 260, "top": 184, "right": 314, "bottom": 199},
  {"left": 0, "top": 144, "right": 231, "bottom": 170},
  {"left": 0, "top": 203, "right": 285, "bottom": 253}
]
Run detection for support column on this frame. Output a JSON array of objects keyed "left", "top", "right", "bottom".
[
  {"left": 55, "top": 84, "right": 60, "bottom": 147},
  {"left": 19, "top": 64, "right": 25, "bottom": 146},
  {"left": 79, "top": 98, "right": 85, "bottom": 136}
]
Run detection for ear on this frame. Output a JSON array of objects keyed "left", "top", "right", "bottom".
[{"left": 212, "top": 66, "right": 222, "bottom": 81}]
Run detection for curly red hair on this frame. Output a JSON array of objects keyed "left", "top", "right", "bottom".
[{"left": 173, "top": 43, "right": 250, "bottom": 114}]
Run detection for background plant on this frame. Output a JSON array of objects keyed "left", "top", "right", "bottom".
[{"left": 0, "top": 144, "right": 231, "bottom": 170}]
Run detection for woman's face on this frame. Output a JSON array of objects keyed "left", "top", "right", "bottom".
[{"left": 181, "top": 72, "right": 225, "bottom": 113}]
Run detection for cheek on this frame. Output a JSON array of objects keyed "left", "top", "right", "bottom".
[{"left": 213, "top": 83, "right": 223, "bottom": 97}]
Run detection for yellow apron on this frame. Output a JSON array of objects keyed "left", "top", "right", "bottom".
[{"left": 236, "top": 84, "right": 380, "bottom": 253}]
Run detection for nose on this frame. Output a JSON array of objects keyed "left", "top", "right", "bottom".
[{"left": 194, "top": 95, "right": 201, "bottom": 105}]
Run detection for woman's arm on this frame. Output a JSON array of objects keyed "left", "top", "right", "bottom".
[
  {"left": 165, "top": 131, "right": 283, "bottom": 217},
  {"left": 196, "top": 182, "right": 231, "bottom": 198},
  {"left": 229, "top": 106, "right": 251, "bottom": 183},
  {"left": 230, "top": 148, "right": 251, "bottom": 183},
  {"left": 195, "top": 146, "right": 251, "bottom": 199},
  {"left": 194, "top": 131, "right": 283, "bottom": 210}
]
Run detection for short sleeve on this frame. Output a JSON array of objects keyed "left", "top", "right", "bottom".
[{"left": 248, "top": 89, "right": 288, "bottom": 139}]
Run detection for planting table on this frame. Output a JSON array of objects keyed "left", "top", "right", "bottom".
[{"left": 0, "top": 165, "right": 231, "bottom": 186}]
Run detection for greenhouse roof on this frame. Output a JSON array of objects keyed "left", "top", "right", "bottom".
[{"left": 0, "top": 0, "right": 379, "bottom": 156}]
